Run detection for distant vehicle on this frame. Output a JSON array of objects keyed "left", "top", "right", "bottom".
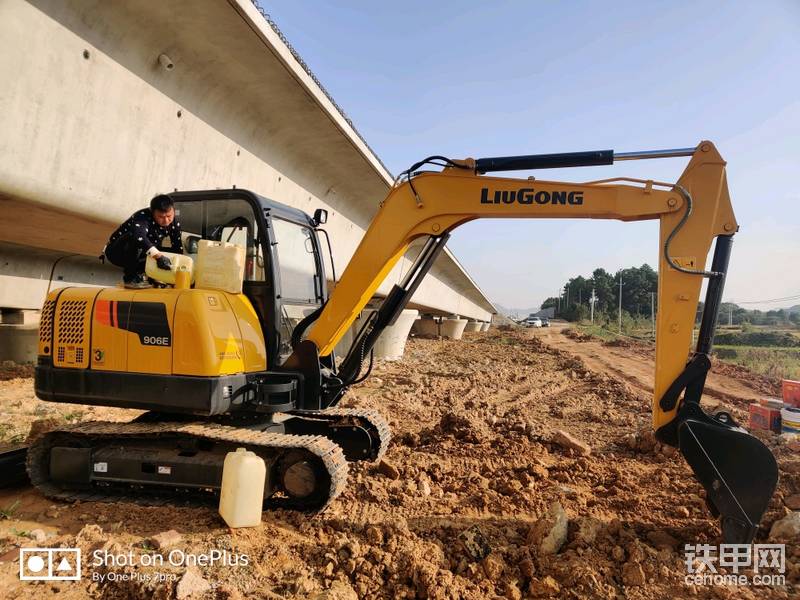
[
  {"left": 525, "top": 317, "right": 542, "bottom": 328},
  {"left": 541, "top": 318, "right": 550, "bottom": 327}
]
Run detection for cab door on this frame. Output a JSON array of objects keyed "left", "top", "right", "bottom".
[{"left": 270, "top": 217, "right": 326, "bottom": 363}]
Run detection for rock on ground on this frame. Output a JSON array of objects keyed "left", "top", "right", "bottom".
[
  {"left": 376, "top": 459, "right": 400, "bottom": 480},
  {"left": 1, "top": 328, "right": 797, "bottom": 600},
  {"left": 646, "top": 530, "right": 679, "bottom": 550},
  {"left": 551, "top": 429, "right": 591, "bottom": 456},
  {"left": 528, "top": 575, "right": 561, "bottom": 597},
  {"left": 527, "top": 501, "right": 568, "bottom": 555},
  {"left": 458, "top": 524, "right": 492, "bottom": 560},
  {"left": 149, "top": 529, "right": 182, "bottom": 550},
  {"left": 769, "top": 511, "right": 800, "bottom": 539},
  {"left": 310, "top": 581, "right": 359, "bottom": 600},
  {"left": 175, "top": 567, "right": 211, "bottom": 599},
  {"left": 622, "top": 561, "right": 646, "bottom": 586}
]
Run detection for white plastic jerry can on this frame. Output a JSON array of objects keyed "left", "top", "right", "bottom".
[
  {"left": 194, "top": 239, "right": 245, "bottom": 294},
  {"left": 218, "top": 448, "right": 266, "bottom": 528},
  {"left": 144, "top": 251, "right": 194, "bottom": 285}
]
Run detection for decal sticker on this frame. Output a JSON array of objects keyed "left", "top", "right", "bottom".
[{"left": 94, "top": 300, "right": 172, "bottom": 346}]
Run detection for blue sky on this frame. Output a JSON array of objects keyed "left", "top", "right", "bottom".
[{"left": 263, "top": 0, "right": 799, "bottom": 310}]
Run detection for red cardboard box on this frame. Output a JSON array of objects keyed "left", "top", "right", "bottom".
[
  {"left": 749, "top": 403, "right": 781, "bottom": 433},
  {"left": 783, "top": 379, "right": 800, "bottom": 408}
]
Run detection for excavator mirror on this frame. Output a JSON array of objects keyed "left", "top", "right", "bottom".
[{"left": 313, "top": 209, "right": 328, "bottom": 226}]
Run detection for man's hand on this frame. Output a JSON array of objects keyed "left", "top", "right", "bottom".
[{"left": 156, "top": 255, "right": 172, "bottom": 270}]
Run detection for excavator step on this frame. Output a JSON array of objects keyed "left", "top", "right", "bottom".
[
  {"left": 284, "top": 407, "right": 391, "bottom": 462},
  {"left": 26, "top": 420, "right": 348, "bottom": 511}
]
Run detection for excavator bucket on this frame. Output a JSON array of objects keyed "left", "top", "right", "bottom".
[{"left": 678, "top": 410, "right": 778, "bottom": 544}]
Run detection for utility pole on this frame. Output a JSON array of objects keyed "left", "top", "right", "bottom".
[
  {"left": 650, "top": 291, "right": 656, "bottom": 338},
  {"left": 590, "top": 288, "right": 597, "bottom": 324},
  {"left": 617, "top": 273, "right": 624, "bottom": 334},
  {"left": 728, "top": 301, "right": 733, "bottom": 327}
]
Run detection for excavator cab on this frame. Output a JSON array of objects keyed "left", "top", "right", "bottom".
[{"left": 171, "top": 189, "right": 330, "bottom": 367}]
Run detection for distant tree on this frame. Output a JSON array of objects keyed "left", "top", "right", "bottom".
[
  {"left": 590, "top": 268, "right": 615, "bottom": 313},
  {"left": 549, "top": 264, "right": 800, "bottom": 329},
  {"left": 555, "top": 264, "right": 657, "bottom": 322},
  {"left": 614, "top": 264, "right": 657, "bottom": 316},
  {"left": 541, "top": 297, "right": 559, "bottom": 310}
]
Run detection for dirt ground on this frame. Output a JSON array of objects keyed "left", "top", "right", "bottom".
[{"left": 0, "top": 324, "right": 797, "bottom": 599}]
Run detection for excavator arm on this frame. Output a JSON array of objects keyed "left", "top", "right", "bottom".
[{"left": 283, "top": 141, "right": 777, "bottom": 543}]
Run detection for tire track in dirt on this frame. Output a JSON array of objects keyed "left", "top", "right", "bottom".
[{"left": 536, "top": 324, "right": 766, "bottom": 417}]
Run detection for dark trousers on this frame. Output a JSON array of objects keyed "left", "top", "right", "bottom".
[{"left": 105, "top": 237, "right": 145, "bottom": 281}]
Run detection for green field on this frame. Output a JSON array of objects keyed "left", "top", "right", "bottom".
[
  {"left": 714, "top": 345, "right": 800, "bottom": 380},
  {"left": 711, "top": 324, "right": 800, "bottom": 379},
  {"left": 573, "top": 324, "right": 629, "bottom": 342}
]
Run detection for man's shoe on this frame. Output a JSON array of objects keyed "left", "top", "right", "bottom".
[{"left": 123, "top": 275, "right": 151, "bottom": 289}]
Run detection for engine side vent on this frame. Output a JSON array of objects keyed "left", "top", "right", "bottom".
[
  {"left": 57, "top": 300, "right": 88, "bottom": 345},
  {"left": 54, "top": 298, "right": 90, "bottom": 368},
  {"left": 38, "top": 299, "right": 56, "bottom": 356}
]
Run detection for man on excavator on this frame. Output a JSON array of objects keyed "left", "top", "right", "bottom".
[{"left": 103, "top": 194, "right": 183, "bottom": 288}]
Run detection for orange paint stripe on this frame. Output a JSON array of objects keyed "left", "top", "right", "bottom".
[{"left": 95, "top": 300, "right": 111, "bottom": 326}]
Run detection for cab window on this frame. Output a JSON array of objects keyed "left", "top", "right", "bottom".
[
  {"left": 174, "top": 199, "right": 266, "bottom": 282},
  {"left": 271, "top": 218, "right": 320, "bottom": 303}
]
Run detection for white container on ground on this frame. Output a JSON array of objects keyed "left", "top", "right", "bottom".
[
  {"left": 145, "top": 251, "right": 194, "bottom": 285},
  {"left": 782, "top": 406, "right": 800, "bottom": 434},
  {"left": 218, "top": 447, "right": 266, "bottom": 528},
  {"left": 195, "top": 240, "right": 245, "bottom": 293}
]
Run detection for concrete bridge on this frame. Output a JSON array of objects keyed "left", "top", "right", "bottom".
[{"left": 0, "top": 0, "right": 495, "bottom": 359}]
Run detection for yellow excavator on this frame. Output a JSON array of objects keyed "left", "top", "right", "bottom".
[{"left": 28, "top": 141, "right": 777, "bottom": 543}]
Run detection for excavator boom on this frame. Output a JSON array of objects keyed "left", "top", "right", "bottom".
[{"left": 285, "top": 141, "right": 777, "bottom": 542}]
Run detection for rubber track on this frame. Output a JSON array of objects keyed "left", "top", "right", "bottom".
[
  {"left": 288, "top": 407, "right": 392, "bottom": 461},
  {"left": 0, "top": 444, "right": 29, "bottom": 487},
  {"left": 26, "top": 420, "right": 348, "bottom": 511}
]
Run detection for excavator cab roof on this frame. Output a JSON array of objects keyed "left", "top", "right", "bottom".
[{"left": 168, "top": 188, "right": 317, "bottom": 229}]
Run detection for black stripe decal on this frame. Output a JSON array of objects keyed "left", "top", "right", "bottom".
[{"left": 115, "top": 301, "right": 171, "bottom": 347}]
